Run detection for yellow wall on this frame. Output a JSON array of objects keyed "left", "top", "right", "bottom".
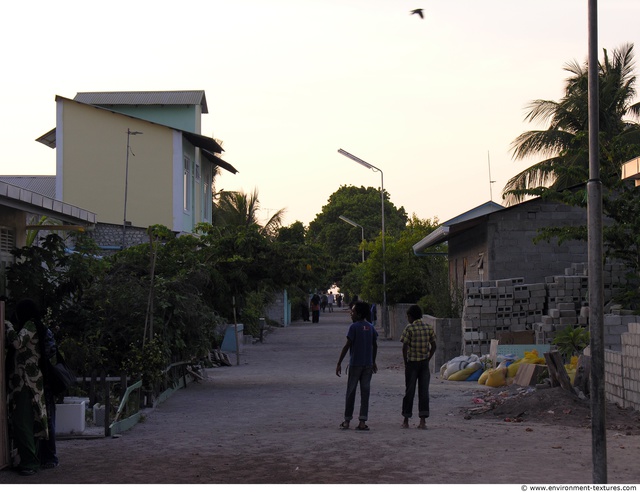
[{"left": 60, "top": 100, "right": 175, "bottom": 228}]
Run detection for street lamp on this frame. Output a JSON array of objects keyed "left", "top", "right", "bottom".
[
  {"left": 123, "top": 128, "right": 143, "bottom": 249},
  {"left": 339, "top": 215, "right": 365, "bottom": 262},
  {"left": 337, "top": 148, "right": 387, "bottom": 338},
  {"left": 586, "top": 0, "right": 606, "bottom": 483}
]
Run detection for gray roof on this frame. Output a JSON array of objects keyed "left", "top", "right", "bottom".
[
  {"left": 0, "top": 176, "right": 55, "bottom": 198},
  {"left": 36, "top": 97, "right": 236, "bottom": 174},
  {"left": 0, "top": 180, "right": 96, "bottom": 225},
  {"left": 74, "top": 91, "right": 208, "bottom": 113},
  {"left": 412, "top": 201, "right": 505, "bottom": 254}
]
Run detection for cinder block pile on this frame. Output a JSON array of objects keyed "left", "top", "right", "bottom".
[
  {"left": 462, "top": 277, "right": 545, "bottom": 355},
  {"left": 535, "top": 267, "right": 589, "bottom": 345},
  {"left": 461, "top": 261, "right": 629, "bottom": 355}
]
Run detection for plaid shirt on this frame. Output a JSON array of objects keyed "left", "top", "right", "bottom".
[{"left": 400, "top": 319, "right": 436, "bottom": 362}]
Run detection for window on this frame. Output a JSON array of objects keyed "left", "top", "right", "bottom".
[
  {"left": 0, "top": 227, "right": 15, "bottom": 296},
  {"left": 195, "top": 162, "right": 201, "bottom": 181},
  {"left": 203, "top": 166, "right": 211, "bottom": 221},
  {"left": 183, "top": 156, "right": 192, "bottom": 211}
]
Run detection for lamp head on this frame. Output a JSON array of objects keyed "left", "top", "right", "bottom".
[{"left": 337, "top": 148, "right": 377, "bottom": 171}]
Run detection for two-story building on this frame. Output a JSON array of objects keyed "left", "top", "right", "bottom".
[{"left": 35, "top": 90, "right": 237, "bottom": 249}]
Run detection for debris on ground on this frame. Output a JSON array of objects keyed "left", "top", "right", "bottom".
[{"left": 462, "top": 385, "right": 640, "bottom": 435}]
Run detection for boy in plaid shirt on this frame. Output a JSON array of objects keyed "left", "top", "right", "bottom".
[{"left": 400, "top": 304, "right": 436, "bottom": 429}]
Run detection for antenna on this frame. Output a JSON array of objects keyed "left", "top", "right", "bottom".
[{"left": 488, "top": 151, "right": 496, "bottom": 201}]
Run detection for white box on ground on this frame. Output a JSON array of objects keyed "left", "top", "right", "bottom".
[
  {"left": 56, "top": 399, "right": 86, "bottom": 434},
  {"left": 93, "top": 403, "right": 105, "bottom": 425}
]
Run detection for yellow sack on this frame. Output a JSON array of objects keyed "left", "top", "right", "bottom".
[
  {"left": 448, "top": 361, "right": 482, "bottom": 381},
  {"left": 565, "top": 356, "right": 578, "bottom": 384},
  {"left": 507, "top": 360, "right": 524, "bottom": 378},
  {"left": 478, "top": 369, "right": 491, "bottom": 385},
  {"left": 523, "top": 349, "right": 545, "bottom": 365},
  {"left": 485, "top": 368, "right": 507, "bottom": 387}
]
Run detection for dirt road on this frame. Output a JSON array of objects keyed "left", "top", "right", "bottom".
[{"left": 2, "top": 309, "right": 639, "bottom": 484}]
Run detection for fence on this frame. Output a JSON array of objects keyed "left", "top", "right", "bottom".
[{"left": 71, "top": 361, "right": 195, "bottom": 438}]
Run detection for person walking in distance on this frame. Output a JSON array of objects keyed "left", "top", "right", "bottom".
[
  {"left": 310, "top": 294, "right": 321, "bottom": 323},
  {"left": 400, "top": 304, "right": 436, "bottom": 430},
  {"left": 336, "top": 301, "right": 378, "bottom": 431}
]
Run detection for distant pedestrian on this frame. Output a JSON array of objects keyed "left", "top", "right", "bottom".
[
  {"left": 320, "top": 293, "right": 328, "bottom": 312},
  {"left": 336, "top": 293, "right": 342, "bottom": 308},
  {"left": 310, "top": 294, "right": 321, "bottom": 323},
  {"left": 400, "top": 304, "right": 436, "bottom": 430},
  {"left": 336, "top": 301, "right": 378, "bottom": 431},
  {"left": 300, "top": 299, "right": 310, "bottom": 322},
  {"left": 327, "top": 292, "right": 335, "bottom": 312}
]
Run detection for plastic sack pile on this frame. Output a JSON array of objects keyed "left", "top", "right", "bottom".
[{"left": 439, "top": 350, "right": 578, "bottom": 387}]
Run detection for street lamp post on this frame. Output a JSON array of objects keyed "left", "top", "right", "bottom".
[
  {"left": 338, "top": 148, "right": 387, "bottom": 338},
  {"left": 587, "top": 0, "right": 606, "bottom": 483},
  {"left": 339, "top": 215, "right": 365, "bottom": 262},
  {"left": 123, "top": 128, "right": 143, "bottom": 250}
]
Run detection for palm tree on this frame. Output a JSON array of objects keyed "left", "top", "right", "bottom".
[
  {"left": 503, "top": 43, "right": 640, "bottom": 204},
  {"left": 212, "top": 188, "right": 286, "bottom": 237}
]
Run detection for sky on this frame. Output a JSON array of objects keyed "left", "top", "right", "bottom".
[{"left": 2, "top": 0, "right": 640, "bottom": 227}]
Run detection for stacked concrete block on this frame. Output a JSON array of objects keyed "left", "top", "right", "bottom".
[
  {"left": 621, "top": 323, "right": 640, "bottom": 409},
  {"left": 533, "top": 269, "right": 589, "bottom": 345},
  {"left": 462, "top": 280, "right": 495, "bottom": 355},
  {"left": 603, "top": 261, "right": 628, "bottom": 303},
  {"left": 604, "top": 349, "right": 625, "bottom": 408},
  {"left": 463, "top": 277, "right": 546, "bottom": 356}
]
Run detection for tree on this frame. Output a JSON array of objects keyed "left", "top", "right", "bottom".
[
  {"left": 503, "top": 43, "right": 640, "bottom": 309},
  {"left": 306, "top": 185, "right": 408, "bottom": 286},
  {"left": 213, "top": 188, "right": 286, "bottom": 237},
  {"left": 503, "top": 43, "right": 640, "bottom": 204},
  {"left": 345, "top": 215, "right": 458, "bottom": 317}
]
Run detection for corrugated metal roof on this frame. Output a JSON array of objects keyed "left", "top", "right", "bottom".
[
  {"left": 37, "top": 97, "right": 236, "bottom": 174},
  {"left": 0, "top": 176, "right": 56, "bottom": 198},
  {"left": 0, "top": 180, "right": 96, "bottom": 225},
  {"left": 74, "top": 90, "right": 208, "bottom": 113},
  {"left": 412, "top": 201, "right": 505, "bottom": 254}
]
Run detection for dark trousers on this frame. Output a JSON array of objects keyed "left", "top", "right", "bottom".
[
  {"left": 12, "top": 388, "right": 40, "bottom": 471},
  {"left": 402, "top": 359, "right": 431, "bottom": 419},
  {"left": 312, "top": 310, "right": 319, "bottom": 323},
  {"left": 39, "top": 389, "right": 58, "bottom": 466},
  {"left": 344, "top": 365, "right": 373, "bottom": 422}
]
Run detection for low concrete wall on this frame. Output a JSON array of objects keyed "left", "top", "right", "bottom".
[
  {"left": 603, "top": 322, "right": 640, "bottom": 411},
  {"left": 388, "top": 304, "right": 460, "bottom": 374}
]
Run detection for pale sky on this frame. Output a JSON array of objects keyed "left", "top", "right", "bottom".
[{"left": 2, "top": 0, "right": 639, "bottom": 227}]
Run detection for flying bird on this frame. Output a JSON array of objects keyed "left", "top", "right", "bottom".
[{"left": 410, "top": 9, "right": 424, "bottom": 19}]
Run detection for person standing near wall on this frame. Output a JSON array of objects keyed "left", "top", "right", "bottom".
[
  {"left": 400, "top": 304, "right": 436, "bottom": 430},
  {"left": 5, "top": 299, "right": 49, "bottom": 476}
]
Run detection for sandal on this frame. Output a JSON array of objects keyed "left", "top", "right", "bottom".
[
  {"left": 339, "top": 421, "right": 350, "bottom": 430},
  {"left": 355, "top": 424, "right": 369, "bottom": 431}
]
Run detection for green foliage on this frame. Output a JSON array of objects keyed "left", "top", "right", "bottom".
[
  {"left": 241, "top": 289, "right": 275, "bottom": 337},
  {"left": 552, "top": 326, "right": 590, "bottom": 360},
  {"left": 307, "top": 185, "right": 408, "bottom": 285},
  {"left": 343, "top": 215, "right": 458, "bottom": 318},
  {"left": 122, "top": 336, "right": 168, "bottom": 389},
  {"left": 504, "top": 44, "right": 640, "bottom": 310},
  {"left": 212, "top": 189, "right": 285, "bottom": 237}
]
